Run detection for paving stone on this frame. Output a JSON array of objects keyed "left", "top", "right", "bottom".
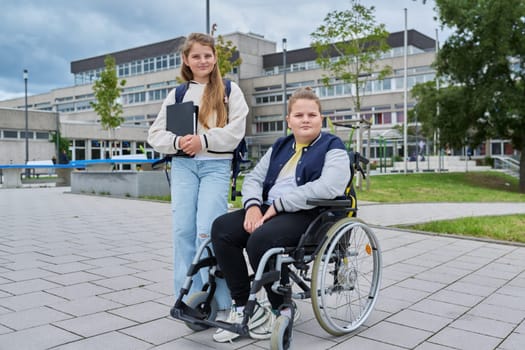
[
  {"left": 0, "top": 324, "right": 81, "bottom": 350},
  {"left": 396, "top": 278, "right": 446, "bottom": 294},
  {"left": 428, "top": 327, "right": 502, "bottom": 350},
  {"left": 50, "top": 295, "right": 124, "bottom": 316},
  {"left": 51, "top": 331, "right": 151, "bottom": 350},
  {"left": 497, "top": 331, "right": 525, "bottom": 350},
  {"left": 0, "top": 305, "right": 72, "bottom": 330},
  {"left": 152, "top": 337, "right": 217, "bottom": 349},
  {"left": 359, "top": 321, "right": 433, "bottom": 348},
  {"left": 467, "top": 302, "right": 525, "bottom": 324},
  {"left": 120, "top": 317, "right": 192, "bottom": 345},
  {"left": 449, "top": 313, "right": 515, "bottom": 338},
  {"left": 108, "top": 301, "right": 169, "bottom": 323},
  {"left": 43, "top": 271, "right": 103, "bottom": 286},
  {"left": 0, "top": 278, "right": 61, "bottom": 295},
  {"left": 330, "top": 335, "right": 407, "bottom": 349},
  {"left": 99, "top": 286, "right": 167, "bottom": 305},
  {"left": 0, "top": 291, "right": 68, "bottom": 311},
  {"left": 410, "top": 299, "right": 469, "bottom": 319},
  {"left": 45, "top": 282, "right": 113, "bottom": 300},
  {"left": 52, "top": 311, "right": 137, "bottom": 337},
  {"left": 388, "top": 309, "right": 452, "bottom": 332},
  {"left": 428, "top": 289, "right": 485, "bottom": 307}
]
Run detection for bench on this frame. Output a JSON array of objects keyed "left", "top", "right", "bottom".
[
  {"left": 1, "top": 157, "right": 161, "bottom": 188},
  {"left": 26, "top": 160, "right": 55, "bottom": 177},
  {"left": 0, "top": 163, "right": 77, "bottom": 188}
]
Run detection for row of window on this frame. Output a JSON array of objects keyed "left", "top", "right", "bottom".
[
  {"left": 263, "top": 45, "right": 428, "bottom": 76},
  {"left": 254, "top": 72, "right": 435, "bottom": 106},
  {"left": 74, "top": 53, "right": 182, "bottom": 85},
  {"left": 0, "top": 130, "right": 50, "bottom": 140}
]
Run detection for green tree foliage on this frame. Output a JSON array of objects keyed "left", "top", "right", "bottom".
[
  {"left": 215, "top": 35, "right": 242, "bottom": 77},
  {"left": 432, "top": 0, "right": 525, "bottom": 192},
  {"left": 90, "top": 55, "right": 126, "bottom": 130},
  {"left": 310, "top": 0, "right": 391, "bottom": 113},
  {"left": 49, "top": 131, "right": 69, "bottom": 157}
]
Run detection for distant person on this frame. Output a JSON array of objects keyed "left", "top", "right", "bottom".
[{"left": 58, "top": 149, "right": 69, "bottom": 164}]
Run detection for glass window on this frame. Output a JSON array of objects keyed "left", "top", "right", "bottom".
[
  {"left": 20, "top": 131, "right": 34, "bottom": 139},
  {"left": 4, "top": 130, "right": 17, "bottom": 138},
  {"left": 36, "top": 132, "right": 49, "bottom": 140}
]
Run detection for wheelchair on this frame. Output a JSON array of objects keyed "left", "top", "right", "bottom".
[{"left": 170, "top": 152, "right": 382, "bottom": 349}]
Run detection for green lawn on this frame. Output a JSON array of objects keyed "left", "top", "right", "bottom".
[
  {"left": 354, "top": 171, "right": 524, "bottom": 243},
  {"left": 357, "top": 171, "right": 523, "bottom": 203}
]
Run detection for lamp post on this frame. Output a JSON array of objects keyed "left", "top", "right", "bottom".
[
  {"left": 206, "top": 0, "right": 210, "bottom": 34},
  {"left": 282, "top": 38, "right": 287, "bottom": 135},
  {"left": 23, "top": 69, "right": 29, "bottom": 178}
]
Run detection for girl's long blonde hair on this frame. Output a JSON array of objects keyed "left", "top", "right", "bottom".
[{"left": 180, "top": 33, "right": 227, "bottom": 129}]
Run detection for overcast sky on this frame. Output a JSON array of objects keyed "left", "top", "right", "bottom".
[{"left": 0, "top": 0, "right": 450, "bottom": 101}]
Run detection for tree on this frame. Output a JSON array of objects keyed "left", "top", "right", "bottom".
[
  {"left": 211, "top": 24, "right": 242, "bottom": 77},
  {"left": 311, "top": 0, "right": 391, "bottom": 188},
  {"left": 90, "top": 55, "right": 126, "bottom": 130},
  {"left": 311, "top": 0, "right": 391, "bottom": 116},
  {"left": 433, "top": 0, "right": 525, "bottom": 192}
]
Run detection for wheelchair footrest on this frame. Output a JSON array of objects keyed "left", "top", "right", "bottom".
[{"left": 171, "top": 303, "right": 249, "bottom": 337}]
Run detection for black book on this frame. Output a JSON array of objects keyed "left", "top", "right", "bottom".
[{"left": 166, "top": 101, "right": 199, "bottom": 157}]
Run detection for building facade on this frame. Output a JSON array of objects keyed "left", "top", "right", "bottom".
[{"left": 1, "top": 29, "right": 511, "bottom": 164}]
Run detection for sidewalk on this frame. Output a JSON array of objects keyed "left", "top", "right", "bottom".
[{"left": 0, "top": 187, "right": 524, "bottom": 349}]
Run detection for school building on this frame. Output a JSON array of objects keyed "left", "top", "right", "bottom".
[{"left": 0, "top": 29, "right": 515, "bottom": 165}]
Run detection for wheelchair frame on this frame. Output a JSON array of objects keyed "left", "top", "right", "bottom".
[{"left": 170, "top": 153, "right": 382, "bottom": 349}]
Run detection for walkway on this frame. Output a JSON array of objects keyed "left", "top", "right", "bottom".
[{"left": 0, "top": 187, "right": 524, "bottom": 349}]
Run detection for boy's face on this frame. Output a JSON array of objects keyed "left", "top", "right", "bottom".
[{"left": 286, "top": 98, "right": 323, "bottom": 144}]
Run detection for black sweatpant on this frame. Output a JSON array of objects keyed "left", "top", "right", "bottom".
[{"left": 211, "top": 205, "right": 319, "bottom": 310}]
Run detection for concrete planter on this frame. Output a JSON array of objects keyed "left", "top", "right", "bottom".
[{"left": 71, "top": 171, "right": 170, "bottom": 197}]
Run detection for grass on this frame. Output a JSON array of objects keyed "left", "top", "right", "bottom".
[
  {"left": 357, "top": 171, "right": 523, "bottom": 203},
  {"left": 354, "top": 171, "right": 524, "bottom": 243},
  {"left": 405, "top": 215, "right": 525, "bottom": 244}
]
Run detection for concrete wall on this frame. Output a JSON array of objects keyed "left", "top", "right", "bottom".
[{"left": 71, "top": 170, "right": 170, "bottom": 197}]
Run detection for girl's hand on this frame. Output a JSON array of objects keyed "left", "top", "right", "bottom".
[{"left": 180, "top": 135, "right": 202, "bottom": 156}]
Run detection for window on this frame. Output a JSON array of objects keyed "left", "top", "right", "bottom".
[
  {"left": 36, "top": 132, "right": 49, "bottom": 140},
  {"left": 3, "top": 130, "right": 17, "bottom": 138}
]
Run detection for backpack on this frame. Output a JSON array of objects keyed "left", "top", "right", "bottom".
[{"left": 155, "top": 78, "right": 247, "bottom": 200}]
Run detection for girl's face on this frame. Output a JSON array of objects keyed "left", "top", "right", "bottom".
[
  {"left": 183, "top": 42, "right": 217, "bottom": 83},
  {"left": 286, "top": 98, "right": 323, "bottom": 144}
]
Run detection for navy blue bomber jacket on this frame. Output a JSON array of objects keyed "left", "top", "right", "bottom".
[{"left": 242, "top": 132, "right": 351, "bottom": 213}]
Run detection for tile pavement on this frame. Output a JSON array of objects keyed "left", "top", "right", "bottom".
[{"left": 0, "top": 187, "right": 524, "bottom": 349}]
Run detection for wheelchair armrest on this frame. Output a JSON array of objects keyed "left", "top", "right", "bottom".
[{"left": 306, "top": 198, "right": 353, "bottom": 207}]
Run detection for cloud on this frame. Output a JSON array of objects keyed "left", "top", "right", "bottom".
[{"left": 0, "top": 0, "right": 447, "bottom": 99}]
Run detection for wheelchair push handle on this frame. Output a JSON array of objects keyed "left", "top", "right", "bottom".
[{"left": 351, "top": 152, "right": 369, "bottom": 180}]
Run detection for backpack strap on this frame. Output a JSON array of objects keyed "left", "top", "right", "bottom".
[
  {"left": 174, "top": 81, "right": 190, "bottom": 104},
  {"left": 223, "top": 79, "right": 231, "bottom": 99}
]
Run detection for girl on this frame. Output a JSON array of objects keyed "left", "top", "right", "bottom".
[{"left": 148, "top": 33, "right": 248, "bottom": 311}]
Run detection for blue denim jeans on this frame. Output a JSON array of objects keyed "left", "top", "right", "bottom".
[{"left": 171, "top": 157, "right": 232, "bottom": 310}]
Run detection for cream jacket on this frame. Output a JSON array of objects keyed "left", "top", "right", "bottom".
[{"left": 147, "top": 80, "right": 248, "bottom": 159}]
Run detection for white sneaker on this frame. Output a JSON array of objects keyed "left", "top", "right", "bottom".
[
  {"left": 213, "top": 303, "right": 269, "bottom": 343},
  {"left": 249, "top": 309, "right": 275, "bottom": 340},
  {"left": 249, "top": 303, "right": 300, "bottom": 340}
]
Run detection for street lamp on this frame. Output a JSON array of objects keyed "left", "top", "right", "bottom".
[
  {"left": 23, "top": 69, "right": 29, "bottom": 178},
  {"left": 282, "top": 38, "right": 287, "bottom": 136}
]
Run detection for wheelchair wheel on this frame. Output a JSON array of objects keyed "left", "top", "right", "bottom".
[
  {"left": 311, "top": 218, "right": 382, "bottom": 336},
  {"left": 184, "top": 291, "right": 218, "bottom": 331},
  {"left": 270, "top": 315, "right": 292, "bottom": 350}
]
